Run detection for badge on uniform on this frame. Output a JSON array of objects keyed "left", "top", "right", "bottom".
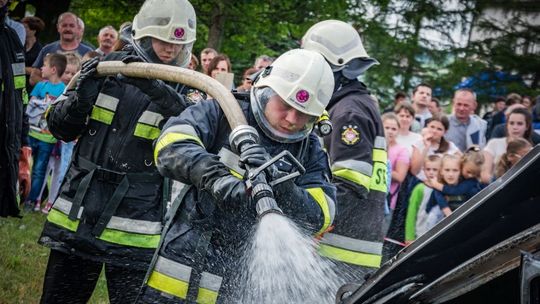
[{"left": 341, "top": 125, "right": 360, "bottom": 145}]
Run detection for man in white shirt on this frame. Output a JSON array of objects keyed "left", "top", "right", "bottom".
[{"left": 445, "top": 88, "right": 487, "bottom": 151}]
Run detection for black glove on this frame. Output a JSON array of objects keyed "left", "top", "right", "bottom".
[
  {"left": 208, "top": 175, "right": 249, "bottom": 208},
  {"left": 121, "top": 54, "right": 144, "bottom": 64},
  {"left": 239, "top": 144, "right": 271, "bottom": 168},
  {"left": 239, "top": 143, "right": 281, "bottom": 181},
  {"left": 118, "top": 59, "right": 184, "bottom": 111},
  {"left": 76, "top": 57, "right": 101, "bottom": 102}
]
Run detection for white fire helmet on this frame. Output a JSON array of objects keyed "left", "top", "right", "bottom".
[
  {"left": 132, "top": 0, "right": 196, "bottom": 67},
  {"left": 250, "top": 49, "right": 334, "bottom": 143},
  {"left": 302, "top": 20, "right": 378, "bottom": 78}
]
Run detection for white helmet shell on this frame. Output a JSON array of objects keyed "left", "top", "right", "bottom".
[
  {"left": 253, "top": 49, "right": 334, "bottom": 117},
  {"left": 302, "top": 20, "right": 372, "bottom": 67},
  {"left": 132, "top": 0, "right": 196, "bottom": 66}
]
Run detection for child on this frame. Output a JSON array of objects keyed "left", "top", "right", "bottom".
[
  {"left": 382, "top": 113, "right": 410, "bottom": 211},
  {"left": 404, "top": 155, "right": 441, "bottom": 244},
  {"left": 426, "top": 147, "right": 484, "bottom": 218},
  {"left": 61, "top": 52, "right": 82, "bottom": 85},
  {"left": 41, "top": 53, "right": 81, "bottom": 214},
  {"left": 495, "top": 138, "right": 532, "bottom": 178},
  {"left": 25, "top": 53, "right": 67, "bottom": 211}
]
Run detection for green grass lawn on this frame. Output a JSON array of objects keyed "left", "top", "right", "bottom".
[{"left": 0, "top": 211, "right": 108, "bottom": 303}]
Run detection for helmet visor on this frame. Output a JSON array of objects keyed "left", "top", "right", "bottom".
[
  {"left": 251, "top": 87, "right": 318, "bottom": 143},
  {"left": 133, "top": 36, "right": 192, "bottom": 67}
]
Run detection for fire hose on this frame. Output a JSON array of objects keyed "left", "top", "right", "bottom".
[{"left": 68, "top": 61, "right": 298, "bottom": 218}]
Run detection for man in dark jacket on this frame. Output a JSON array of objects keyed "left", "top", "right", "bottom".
[
  {"left": 302, "top": 20, "right": 388, "bottom": 280},
  {"left": 38, "top": 0, "right": 196, "bottom": 302},
  {"left": 0, "top": 0, "right": 30, "bottom": 218},
  {"left": 137, "top": 49, "right": 337, "bottom": 303}
]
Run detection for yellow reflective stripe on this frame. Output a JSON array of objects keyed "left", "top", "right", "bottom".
[
  {"left": 48, "top": 207, "right": 160, "bottom": 248},
  {"left": 14, "top": 75, "right": 26, "bottom": 89},
  {"left": 148, "top": 271, "right": 189, "bottom": 300},
  {"left": 369, "top": 161, "right": 387, "bottom": 193},
  {"left": 318, "top": 243, "right": 381, "bottom": 268},
  {"left": 197, "top": 288, "right": 218, "bottom": 304},
  {"left": 154, "top": 132, "right": 204, "bottom": 163},
  {"left": 47, "top": 209, "right": 79, "bottom": 232},
  {"left": 22, "top": 88, "right": 29, "bottom": 104},
  {"left": 333, "top": 168, "right": 371, "bottom": 189},
  {"left": 373, "top": 149, "right": 387, "bottom": 163},
  {"left": 229, "top": 169, "right": 243, "bottom": 179},
  {"left": 307, "top": 188, "right": 331, "bottom": 235},
  {"left": 90, "top": 106, "right": 114, "bottom": 124},
  {"left": 98, "top": 229, "right": 160, "bottom": 248},
  {"left": 134, "top": 123, "right": 161, "bottom": 140}
]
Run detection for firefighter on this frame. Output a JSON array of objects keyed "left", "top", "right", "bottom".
[
  {"left": 302, "top": 20, "right": 388, "bottom": 279},
  {"left": 38, "top": 0, "right": 196, "bottom": 302},
  {"left": 137, "top": 49, "right": 336, "bottom": 303},
  {"left": 0, "top": 0, "right": 31, "bottom": 218}
]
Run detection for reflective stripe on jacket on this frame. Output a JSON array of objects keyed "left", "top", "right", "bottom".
[
  {"left": 40, "top": 51, "right": 188, "bottom": 268},
  {"left": 140, "top": 98, "right": 336, "bottom": 302},
  {"left": 322, "top": 80, "right": 387, "bottom": 269}
]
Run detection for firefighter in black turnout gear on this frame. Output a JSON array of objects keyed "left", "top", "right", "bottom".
[
  {"left": 0, "top": 0, "right": 31, "bottom": 217},
  {"left": 137, "top": 49, "right": 336, "bottom": 303},
  {"left": 302, "top": 20, "right": 388, "bottom": 278},
  {"left": 38, "top": 0, "right": 197, "bottom": 302}
]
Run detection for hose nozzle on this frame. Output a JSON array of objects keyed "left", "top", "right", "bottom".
[
  {"left": 252, "top": 183, "right": 283, "bottom": 218},
  {"left": 256, "top": 197, "right": 283, "bottom": 218}
]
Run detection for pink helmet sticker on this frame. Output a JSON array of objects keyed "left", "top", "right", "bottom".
[
  {"left": 296, "top": 90, "right": 309, "bottom": 103},
  {"left": 174, "top": 27, "right": 185, "bottom": 39}
]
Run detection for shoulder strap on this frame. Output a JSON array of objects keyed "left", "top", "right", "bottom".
[{"left": 140, "top": 183, "right": 192, "bottom": 288}]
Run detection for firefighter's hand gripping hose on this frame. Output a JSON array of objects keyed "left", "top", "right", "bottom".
[{"left": 231, "top": 126, "right": 306, "bottom": 218}]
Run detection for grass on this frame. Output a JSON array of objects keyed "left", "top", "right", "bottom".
[{"left": 0, "top": 210, "right": 108, "bottom": 304}]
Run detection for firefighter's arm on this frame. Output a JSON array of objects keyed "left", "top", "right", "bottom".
[
  {"left": 118, "top": 55, "right": 189, "bottom": 117},
  {"left": 46, "top": 91, "right": 92, "bottom": 141},
  {"left": 47, "top": 58, "right": 105, "bottom": 141},
  {"left": 273, "top": 134, "right": 336, "bottom": 235},
  {"left": 154, "top": 101, "right": 249, "bottom": 208},
  {"left": 327, "top": 111, "right": 377, "bottom": 197}
]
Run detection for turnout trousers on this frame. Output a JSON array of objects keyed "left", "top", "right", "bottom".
[{"left": 40, "top": 249, "right": 146, "bottom": 304}]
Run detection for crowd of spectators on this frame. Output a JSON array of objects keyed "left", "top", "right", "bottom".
[{"left": 8, "top": 11, "right": 538, "bottom": 248}]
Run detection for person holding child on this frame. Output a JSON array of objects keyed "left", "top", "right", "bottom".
[
  {"left": 481, "top": 107, "right": 534, "bottom": 183},
  {"left": 424, "top": 147, "right": 484, "bottom": 226},
  {"left": 24, "top": 53, "right": 67, "bottom": 211},
  {"left": 410, "top": 114, "right": 461, "bottom": 181},
  {"left": 495, "top": 138, "right": 532, "bottom": 178}
]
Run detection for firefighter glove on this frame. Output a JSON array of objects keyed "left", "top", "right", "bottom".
[
  {"left": 119, "top": 75, "right": 184, "bottom": 109},
  {"left": 77, "top": 57, "right": 101, "bottom": 103},
  {"left": 239, "top": 144, "right": 270, "bottom": 168},
  {"left": 239, "top": 143, "right": 280, "bottom": 181},
  {"left": 209, "top": 175, "right": 249, "bottom": 208}
]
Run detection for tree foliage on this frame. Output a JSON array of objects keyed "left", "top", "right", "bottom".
[{"left": 11, "top": 0, "right": 539, "bottom": 105}]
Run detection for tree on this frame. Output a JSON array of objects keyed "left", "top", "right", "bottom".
[{"left": 10, "top": 0, "right": 538, "bottom": 104}]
